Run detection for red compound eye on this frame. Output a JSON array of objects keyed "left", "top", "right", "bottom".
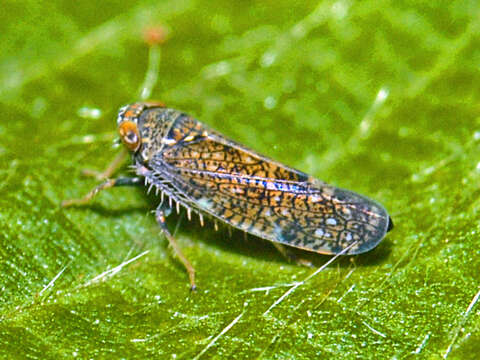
[{"left": 119, "top": 121, "right": 141, "bottom": 151}]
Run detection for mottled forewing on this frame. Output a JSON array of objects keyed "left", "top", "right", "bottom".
[{"left": 155, "top": 116, "right": 390, "bottom": 255}]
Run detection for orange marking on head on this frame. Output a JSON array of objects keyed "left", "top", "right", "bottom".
[
  {"left": 119, "top": 121, "right": 141, "bottom": 151},
  {"left": 143, "top": 101, "right": 166, "bottom": 108},
  {"left": 124, "top": 109, "right": 137, "bottom": 118}
]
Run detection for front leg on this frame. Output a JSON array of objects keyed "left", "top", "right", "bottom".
[
  {"left": 155, "top": 204, "right": 196, "bottom": 290},
  {"left": 81, "top": 148, "right": 128, "bottom": 181},
  {"left": 62, "top": 177, "right": 143, "bottom": 207}
]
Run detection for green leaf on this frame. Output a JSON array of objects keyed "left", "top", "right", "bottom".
[{"left": 2, "top": 0, "right": 480, "bottom": 358}]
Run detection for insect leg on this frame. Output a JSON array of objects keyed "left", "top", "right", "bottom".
[
  {"left": 61, "top": 177, "right": 142, "bottom": 207},
  {"left": 155, "top": 204, "right": 196, "bottom": 291},
  {"left": 82, "top": 148, "right": 128, "bottom": 180},
  {"left": 272, "top": 242, "right": 314, "bottom": 268}
]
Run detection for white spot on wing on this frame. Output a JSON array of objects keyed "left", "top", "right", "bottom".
[
  {"left": 273, "top": 223, "right": 284, "bottom": 241},
  {"left": 198, "top": 198, "right": 213, "bottom": 210},
  {"left": 326, "top": 218, "right": 337, "bottom": 226},
  {"left": 162, "top": 138, "right": 177, "bottom": 145},
  {"left": 314, "top": 228, "right": 324, "bottom": 237},
  {"left": 266, "top": 182, "right": 276, "bottom": 190}
]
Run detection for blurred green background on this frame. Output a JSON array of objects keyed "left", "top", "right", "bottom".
[{"left": 1, "top": 0, "right": 480, "bottom": 358}]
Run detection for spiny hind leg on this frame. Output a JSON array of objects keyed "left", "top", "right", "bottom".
[
  {"left": 155, "top": 204, "right": 196, "bottom": 290},
  {"left": 62, "top": 177, "right": 142, "bottom": 207},
  {"left": 272, "top": 242, "right": 314, "bottom": 268}
]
